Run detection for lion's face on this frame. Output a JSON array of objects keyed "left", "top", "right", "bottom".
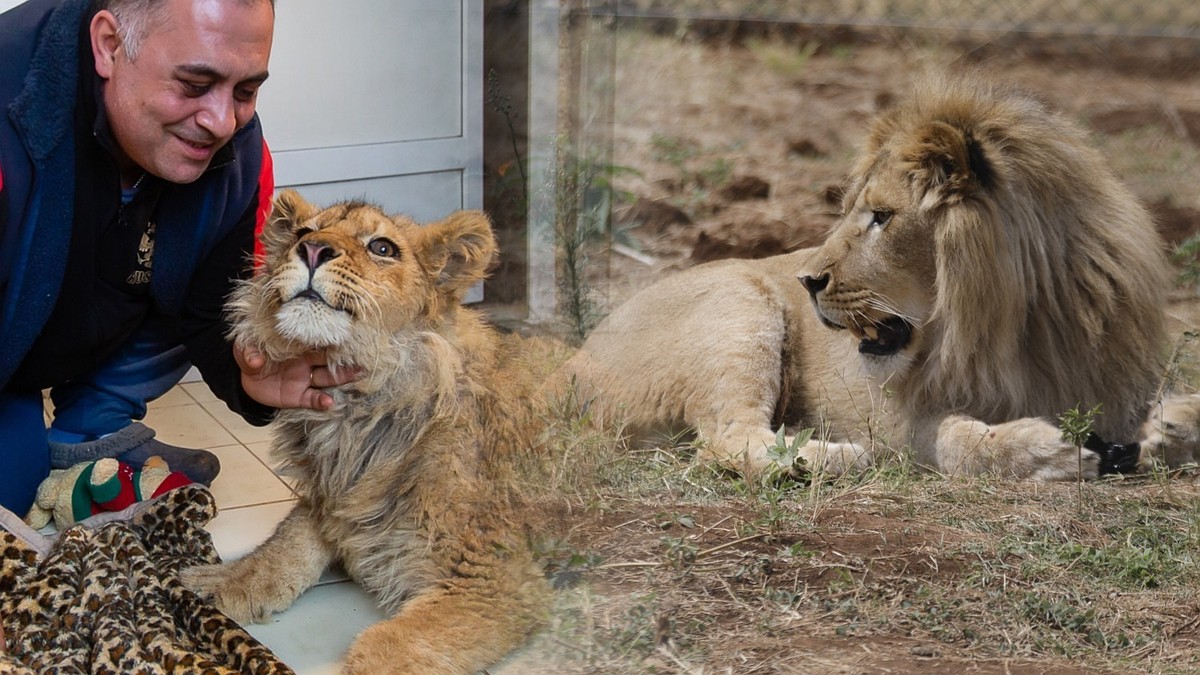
[
  {"left": 799, "top": 101, "right": 1009, "bottom": 380},
  {"left": 238, "top": 190, "right": 495, "bottom": 354},
  {"left": 800, "top": 161, "right": 936, "bottom": 375}
]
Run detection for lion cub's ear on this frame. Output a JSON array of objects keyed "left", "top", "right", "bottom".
[
  {"left": 261, "top": 189, "right": 319, "bottom": 263},
  {"left": 904, "top": 121, "right": 994, "bottom": 203},
  {"left": 413, "top": 210, "right": 498, "bottom": 301}
]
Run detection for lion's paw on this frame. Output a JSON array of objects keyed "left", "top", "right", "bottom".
[
  {"left": 1005, "top": 418, "right": 1099, "bottom": 481},
  {"left": 343, "top": 623, "right": 416, "bottom": 674},
  {"left": 944, "top": 416, "right": 1098, "bottom": 481},
  {"left": 180, "top": 562, "right": 294, "bottom": 624},
  {"left": 794, "top": 440, "right": 871, "bottom": 477}
]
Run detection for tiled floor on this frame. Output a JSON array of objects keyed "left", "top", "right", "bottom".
[{"left": 142, "top": 381, "right": 387, "bottom": 673}]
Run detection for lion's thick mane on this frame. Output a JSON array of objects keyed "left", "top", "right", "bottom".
[{"left": 856, "top": 77, "right": 1167, "bottom": 441}]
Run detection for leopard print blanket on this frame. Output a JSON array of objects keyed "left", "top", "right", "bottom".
[{"left": 0, "top": 485, "right": 292, "bottom": 674}]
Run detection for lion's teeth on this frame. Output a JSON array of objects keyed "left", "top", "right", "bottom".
[{"left": 863, "top": 325, "right": 879, "bottom": 340}]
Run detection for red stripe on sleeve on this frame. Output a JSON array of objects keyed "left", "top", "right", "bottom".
[{"left": 253, "top": 137, "right": 275, "bottom": 271}]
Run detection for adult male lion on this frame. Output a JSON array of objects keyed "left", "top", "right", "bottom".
[
  {"left": 183, "top": 192, "right": 550, "bottom": 674},
  {"left": 563, "top": 75, "right": 1171, "bottom": 480}
]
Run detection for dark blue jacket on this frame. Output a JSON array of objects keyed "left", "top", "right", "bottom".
[{"left": 0, "top": 0, "right": 274, "bottom": 421}]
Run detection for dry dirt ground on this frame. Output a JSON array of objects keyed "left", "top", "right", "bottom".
[{"left": 496, "top": 24, "right": 1200, "bottom": 675}]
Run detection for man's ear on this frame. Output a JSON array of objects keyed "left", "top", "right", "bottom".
[{"left": 90, "top": 10, "right": 121, "bottom": 79}]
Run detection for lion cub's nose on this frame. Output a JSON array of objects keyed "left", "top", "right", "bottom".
[
  {"left": 800, "top": 273, "right": 830, "bottom": 297},
  {"left": 300, "top": 241, "right": 340, "bottom": 270}
]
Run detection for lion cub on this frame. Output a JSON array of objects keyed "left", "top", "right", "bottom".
[{"left": 183, "top": 191, "right": 550, "bottom": 674}]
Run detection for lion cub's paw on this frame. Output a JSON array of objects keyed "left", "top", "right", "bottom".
[{"left": 180, "top": 562, "right": 297, "bottom": 624}]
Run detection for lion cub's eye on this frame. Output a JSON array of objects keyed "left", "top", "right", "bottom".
[
  {"left": 869, "top": 209, "right": 894, "bottom": 229},
  {"left": 295, "top": 226, "right": 314, "bottom": 239},
  {"left": 368, "top": 237, "right": 401, "bottom": 259}
]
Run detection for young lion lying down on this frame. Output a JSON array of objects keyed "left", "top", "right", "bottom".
[{"left": 183, "top": 191, "right": 550, "bottom": 674}]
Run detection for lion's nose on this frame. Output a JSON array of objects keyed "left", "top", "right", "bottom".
[
  {"left": 300, "top": 241, "right": 340, "bottom": 270},
  {"left": 800, "top": 273, "right": 830, "bottom": 297}
]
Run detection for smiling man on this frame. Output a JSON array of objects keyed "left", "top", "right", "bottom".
[{"left": 0, "top": 0, "right": 353, "bottom": 517}]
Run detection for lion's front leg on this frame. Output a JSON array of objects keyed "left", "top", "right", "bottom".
[
  {"left": 181, "top": 502, "right": 334, "bottom": 623},
  {"left": 925, "top": 415, "right": 1098, "bottom": 481}
]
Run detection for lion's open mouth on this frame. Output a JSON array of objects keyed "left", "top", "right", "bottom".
[{"left": 851, "top": 317, "right": 913, "bottom": 356}]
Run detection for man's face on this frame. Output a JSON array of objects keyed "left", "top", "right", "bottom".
[{"left": 91, "top": 0, "right": 274, "bottom": 185}]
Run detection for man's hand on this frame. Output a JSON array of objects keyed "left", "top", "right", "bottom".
[{"left": 234, "top": 342, "right": 362, "bottom": 411}]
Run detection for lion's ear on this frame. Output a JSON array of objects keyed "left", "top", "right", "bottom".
[
  {"left": 904, "top": 121, "right": 993, "bottom": 202},
  {"left": 261, "top": 189, "right": 318, "bottom": 261},
  {"left": 414, "top": 210, "right": 497, "bottom": 300}
]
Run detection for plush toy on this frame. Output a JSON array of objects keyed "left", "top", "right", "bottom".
[{"left": 25, "top": 456, "right": 194, "bottom": 530}]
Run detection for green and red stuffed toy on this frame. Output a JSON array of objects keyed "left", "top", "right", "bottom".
[{"left": 24, "top": 456, "right": 193, "bottom": 530}]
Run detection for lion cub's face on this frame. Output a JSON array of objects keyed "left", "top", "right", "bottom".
[{"left": 249, "top": 190, "right": 495, "bottom": 351}]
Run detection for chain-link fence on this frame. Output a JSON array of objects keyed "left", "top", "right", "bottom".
[{"left": 592, "top": 0, "right": 1200, "bottom": 40}]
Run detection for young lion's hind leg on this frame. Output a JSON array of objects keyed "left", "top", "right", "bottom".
[{"left": 343, "top": 567, "right": 550, "bottom": 675}]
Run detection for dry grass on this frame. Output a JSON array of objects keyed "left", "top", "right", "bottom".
[
  {"left": 502, "top": 321, "right": 1200, "bottom": 673},
  {"left": 509, "top": 427, "right": 1200, "bottom": 673}
]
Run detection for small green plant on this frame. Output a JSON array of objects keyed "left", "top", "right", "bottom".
[
  {"left": 486, "top": 68, "right": 529, "bottom": 209},
  {"left": 1059, "top": 403, "right": 1102, "bottom": 505},
  {"left": 1058, "top": 403, "right": 1101, "bottom": 449},
  {"left": 648, "top": 133, "right": 733, "bottom": 216},
  {"left": 660, "top": 535, "right": 699, "bottom": 570},
  {"left": 655, "top": 512, "right": 697, "bottom": 530},
  {"left": 539, "top": 142, "right": 641, "bottom": 344},
  {"left": 534, "top": 537, "right": 603, "bottom": 590},
  {"left": 765, "top": 426, "right": 814, "bottom": 469},
  {"left": 488, "top": 68, "right": 644, "bottom": 343}
]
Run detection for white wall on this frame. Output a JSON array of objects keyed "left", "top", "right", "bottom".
[{"left": 260, "top": 0, "right": 484, "bottom": 225}]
